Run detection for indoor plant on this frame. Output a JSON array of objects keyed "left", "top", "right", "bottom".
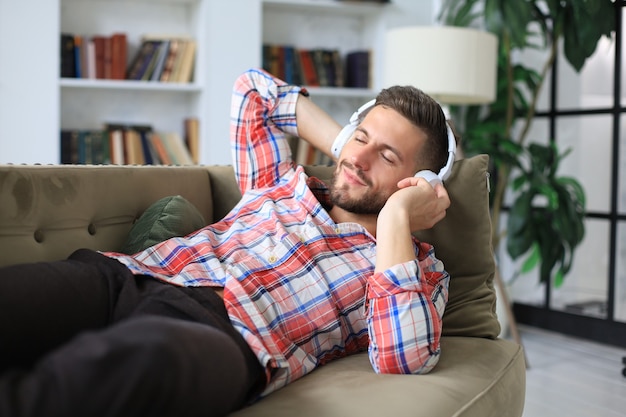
[{"left": 439, "top": 0, "right": 614, "bottom": 287}]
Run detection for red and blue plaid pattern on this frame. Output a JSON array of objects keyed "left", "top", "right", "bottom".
[{"left": 105, "top": 68, "right": 449, "bottom": 396}]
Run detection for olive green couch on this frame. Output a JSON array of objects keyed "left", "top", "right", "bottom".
[{"left": 0, "top": 155, "right": 525, "bottom": 416}]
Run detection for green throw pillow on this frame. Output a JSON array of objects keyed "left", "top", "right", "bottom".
[{"left": 121, "top": 195, "right": 206, "bottom": 254}]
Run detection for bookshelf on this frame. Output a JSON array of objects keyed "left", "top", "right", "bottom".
[
  {"left": 0, "top": 0, "right": 434, "bottom": 165},
  {"left": 262, "top": 0, "right": 387, "bottom": 100},
  {"left": 261, "top": 0, "right": 389, "bottom": 159},
  {"left": 58, "top": 0, "right": 206, "bottom": 164}
]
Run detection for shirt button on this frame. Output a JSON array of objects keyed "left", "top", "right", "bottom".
[{"left": 268, "top": 255, "right": 277, "bottom": 263}]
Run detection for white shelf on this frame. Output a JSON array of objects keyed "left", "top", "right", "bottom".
[
  {"left": 263, "top": 0, "right": 387, "bottom": 15},
  {"left": 305, "top": 86, "right": 376, "bottom": 98},
  {"left": 59, "top": 78, "right": 203, "bottom": 93}
]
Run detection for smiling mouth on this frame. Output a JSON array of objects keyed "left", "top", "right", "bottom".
[{"left": 340, "top": 161, "right": 371, "bottom": 187}]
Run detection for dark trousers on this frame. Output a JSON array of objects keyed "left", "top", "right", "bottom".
[{"left": 0, "top": 249, "right": 265, "bottom": 417}]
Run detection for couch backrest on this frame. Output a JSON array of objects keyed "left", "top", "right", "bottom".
[
  {"left": 0, "top": 156, "right": 499, "bottom": 338},
  {"left": 207, "top": 156, "right": 500, "bottom": 339},
  {"left": 0, "top": 165, "right": 214, "bottom": 266}
]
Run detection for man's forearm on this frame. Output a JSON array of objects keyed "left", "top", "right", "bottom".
[
  {"left": 374, "top": 207, "right": 416, "bottom": 273},
  {"left": 295, "top": 95, "right": 342, "bottom": 160}
]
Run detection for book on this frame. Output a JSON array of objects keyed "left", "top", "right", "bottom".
[
  {"left": 60, "top": 130, "right": 79, "bottom": 163},
  {"left": 73, "top": 35, "right": 83, "bottom": 78},
  {"left": 169, "top": 40, "right": 187, "bottom": 82},
  {"left": 184, "top": 117, "right": 200, "bottom": 164},
  {"left": 103, "top": 36, "right": 113, "bottom": 79},
  {"left": 175, "top": 39, "right": 196, "bottom": 83},
  {"left": 85, "top": 39, "right": 96, "bottom": 79},
  {"left": 159, "top": 39, "right": 180, "bottom": 82},
  {"left": 149, "top": 133, "right": 173, "bottom": 165},
  {"left": 345, "top": 50, "right": 371, "bottom": 88},
  {"left": 163, "top": 132, "right": 193, "bottom": 165},
  {"left": 126, "top": 40, "right": 161, "bottom": 80},
  {"left": 150, "top": 40, "right": 170, "bottom": 81},
  {"left": 298, "top": 49, "right": 319, "bottom": 86},
  {"left": 60, "top": 34, "right": 76, "bottom": 78},
  {"left": 124, "top": 128, "right": 145, "bottom": 165},
  {"left": 135, "top": 126, "right": 158, "bottom": 164},
  {"left": 332, "top": 49, "right": 344, "bottom": 87},
  {"left": 107, "top": 127, "right": 125, "bottom": 164},
  {"left": 92, "top": 36, "right": 107, "bottom": 79},
  {"left": 110, "top": 33, "right": 128, "bottom": 80},
  {"left": 312, "top": 49, "right": 328, "bottom": 86}
]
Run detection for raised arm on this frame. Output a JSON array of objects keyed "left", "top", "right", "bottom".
[
  {"left": 367, "top": 179, "right": 451, "bottom": 374},
  {"left": 294, "top": 94, "right": 343, "bottom": 161},
  {"left": 230, "top": 68, "right": 343, "bottom": 192}
]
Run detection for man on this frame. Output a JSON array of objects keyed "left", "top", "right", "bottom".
[{"left": 0, "top": 68, "right": 451, "bottom": 417}]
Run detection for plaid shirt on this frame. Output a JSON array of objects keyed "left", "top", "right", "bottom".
[{"left": 106, "top": 68, "right": 449, "bottom": 396}]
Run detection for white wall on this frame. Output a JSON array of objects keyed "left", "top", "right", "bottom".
[{"left": 0, "top": 1, "right": 59, "bottom": 164}]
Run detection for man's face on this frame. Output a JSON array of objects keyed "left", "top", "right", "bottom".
[{"left": 330, "top": 105, "right": 427, "bottom": 214}]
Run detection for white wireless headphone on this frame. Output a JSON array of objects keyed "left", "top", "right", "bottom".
[{"left": 331, "top": 99, "right": 456, "bottom": 186}]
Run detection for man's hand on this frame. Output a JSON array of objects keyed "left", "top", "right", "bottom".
[
  {"left": 377, "top": 177, "right": 450, "bottom": 234},
  {"left": 374, "top": 178, "right": 450, "bottom": 273},
  {"left": 391, "top": 176, "right": 450, "bottom": 232}
]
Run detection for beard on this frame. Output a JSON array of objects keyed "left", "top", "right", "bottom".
[{"left": 329, "top": 162, "right": 389, "bottom": 215}]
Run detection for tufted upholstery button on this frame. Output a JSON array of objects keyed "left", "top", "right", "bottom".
[
  {"left": 34, "top": 229, "right": 44, "bottom": 243},
  {"left": 88, "top": 223, "right": 97, "bottom": 235}
]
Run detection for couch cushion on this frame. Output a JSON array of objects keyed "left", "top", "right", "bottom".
[
  {"left": 414, "top": 155, "right": 499, "bottom": 338},
  {"left": 231, "top": 337, "right": 526, "bottom": 417},
  {"left": 120, "top": 195, "right": 206, "bottom": 254}
]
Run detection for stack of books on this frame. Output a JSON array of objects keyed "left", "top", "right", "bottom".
[
  {"left": 60, "top": 33, "right": 196, "bottom": 83},
  {"left": 60, "top": 119, "right": 199, "bottom": 165},
  {"left": 262, "top": 44, "right": 371, "bottom": 88},
  {"left": 126, "top": 36, "right": 196, "bottom": 83}
]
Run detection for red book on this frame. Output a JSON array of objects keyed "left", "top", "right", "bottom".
[
  {"left": 110, "top": 33, "right": 127, "bottom": 80},
  {"left": 92, "top": 36, "right": 106, "bottom": 79},
  {"left": 298, "top": 49, "right": 319, "bottom": 87},
  {"left": 103, "top": 37, "right": 112, "bottom": 79}
]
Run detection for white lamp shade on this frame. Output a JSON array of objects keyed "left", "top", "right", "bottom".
[{"left": 383, "top": 26, "right": 498, "bottom": 104}]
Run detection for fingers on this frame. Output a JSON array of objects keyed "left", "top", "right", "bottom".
[
  {"left": 433, "top": 183, "right": 451, "bottom": 208},
  {"left": 397, "top": 176, "right": 429, "bottom": 189}
]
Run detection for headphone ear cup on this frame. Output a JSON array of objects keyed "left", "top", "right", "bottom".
[
  {"left": 331, "top": 98, "right": 376, "bottom": 159},
  {"left": 331, "top": 122, "right": 357, "bottom": 158},
  {"left": 414, "top": 169, "right": 442, "bottom": 187}
]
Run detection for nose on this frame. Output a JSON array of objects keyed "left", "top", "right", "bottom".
[{"left": 348, "top": 142, "right": 372, "bottom": 171}]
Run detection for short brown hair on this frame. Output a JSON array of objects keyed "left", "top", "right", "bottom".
[{"left": 374, "top": 86, "right": 450, "bottom": 173}]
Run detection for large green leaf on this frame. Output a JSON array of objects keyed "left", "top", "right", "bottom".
[{"left": 561, "top": 0, "right": 615, "bottom": 71}]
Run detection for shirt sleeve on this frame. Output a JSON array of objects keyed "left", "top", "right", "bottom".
[
  {"left": 230, "top": 68, "right": 304, "bottom": 193},
  {"left": 366, "top": 240, "right": 449, "bottom": 374}
]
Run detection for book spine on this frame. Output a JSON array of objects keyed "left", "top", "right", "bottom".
[
  {"left": 110, "top": 33, "right": 128, "bottom": 80},
  {"left": 346, "top": 50, "right": 371, "bottom": 88},
  {"left": 92, "top": 36, "right": 106, "bottom": 79},
  {"left": 73, "top": 35, "right": 83, "bottom": 79},
  {"left": 175, "top": 39, "right": 196, "bottom": 83},
  {"left": 60, "top": 34, "right": 76, "bottom": 78},
  {"left": 127, "top": 40, "right": 160, "bottom": 80},
  {"left": 150, "top": 40, "right": 170, "bottom": 81},
  {"left": 160, "top": 39, "right": 179, "bottom": 82},
  {"left": 298, "top": 49, "right": 319, "bottom": 86},
  {"left": 184, "top": 117, "right": 200, "bottom": 164}
]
